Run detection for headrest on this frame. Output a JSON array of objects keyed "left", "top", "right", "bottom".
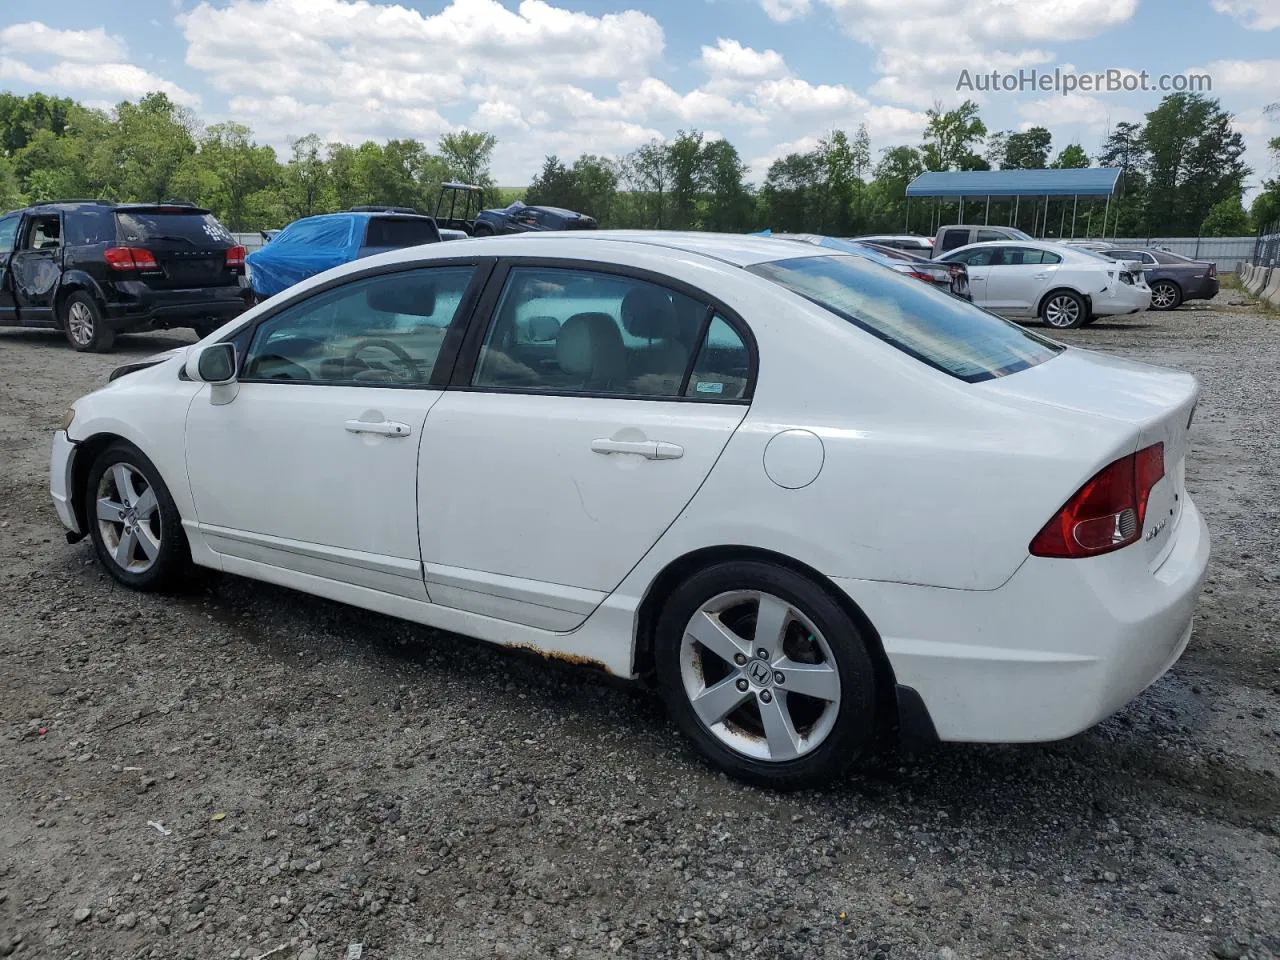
[
  {"left": 556, "top": 313, "right": 625, "bottom": 381},
  {"left": 621, "top": 286, "right": 680, "bottom": 340}
]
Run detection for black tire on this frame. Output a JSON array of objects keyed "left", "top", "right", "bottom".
[
  {"left": 62, "top": 291, "right": 115, "bottom": 352},
  {"left": 85, "top": 442, "right": 190, "bottom": 591},
  {"left": 654, "top": 560, "right": 878, "bottom": 790},
  {"left": 192, "top": 322, "right": 219, "bottom": 340},
  {"left": 1082, "top": 314, "right": 1099, "bottom": 326},
  {"left": 1040, "top": 289, "right": 1087, "bottom": 329},
  {"left": 1149, "top": 279, "right": 1182, "bottom": 311}
]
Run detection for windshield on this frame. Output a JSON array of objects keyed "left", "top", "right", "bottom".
[
  {"left": 115, "top": 211, "right": 232, "bottom": 246},
  {"left": 749, "top": 254, "right": 1063, "bottom": 382},
  {"left": 363, "top": 217, "right": 439, "bottom": 248}
]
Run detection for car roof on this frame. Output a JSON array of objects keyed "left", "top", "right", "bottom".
[
  {"left": 530, "top": 206, "right": 590, "bottom": 218},
  {"left": 558, "top": 230, "right": 830, "bottom": 266}
]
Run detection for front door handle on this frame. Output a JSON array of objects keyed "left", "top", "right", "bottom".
[
  {"left": 591, "top": 438, "right": 684, "bottom": 460},
  {"left": 345, "top": 419, "right": 412, "bottom": 438}
]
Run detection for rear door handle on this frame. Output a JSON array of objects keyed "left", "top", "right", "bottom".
[
  {"left": 591, "top": 438, "right": 684, "bottom": 460},
  {"left": 345, "top": 419, "right": 412, "bottom": 438},
  {"left": 1032, "top": 272, "right": 1049, "bottom": 280}
]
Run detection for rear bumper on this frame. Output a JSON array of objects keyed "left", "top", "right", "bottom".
[
  {"left": 1093, "top": 283, "right": 1152, "bottom": 316},
  {"left": 1187, "top": 277, "right": 1219, "bottom": 300},
  {"left": 50, "top": 430, "right": 80, "bottom": 536},
  {"left": 834, "top": 496, "right": 1210, "bottom": 743},
  {"left": 101, "top": 281, "right": 252, "bottom": 332}
]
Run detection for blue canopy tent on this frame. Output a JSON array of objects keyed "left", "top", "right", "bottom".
[{"left": 903, "top": 167, "right": 1123, "bottom": 239}]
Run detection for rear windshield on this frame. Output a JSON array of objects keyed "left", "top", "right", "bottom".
[
  {"left": 115, "top": 211, "right": 233, "bottom": 246},
  {"left": 749, "top": 254, "right": 1063, "bottom": 382},
  {"left": 363, "top": 217, "right": 439, "bottom": 248}
]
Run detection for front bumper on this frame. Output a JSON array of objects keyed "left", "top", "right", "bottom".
[
  {"left": 101, "top": 281, "right": 252, "bottom": 332},
  {"left": 50, "top": 430, "right": 81, "bottom": 537},
  {"left": 835, "top": 496, "right": 1210, "bottom": 743}
]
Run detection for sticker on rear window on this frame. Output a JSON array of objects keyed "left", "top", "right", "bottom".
[{"left": 696, "top": 381, "right": 724, "bottom": 394}]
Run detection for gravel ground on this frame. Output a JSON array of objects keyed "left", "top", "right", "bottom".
[{"left": 0, "top": 289, "right": 1277, "bottom": 960}]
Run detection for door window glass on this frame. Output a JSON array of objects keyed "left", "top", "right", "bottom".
[
  {"left": 0, "top": 215, "right": 18, "bottom": 254},
  {"left": 938, "top": 229, "right": 970, "bottom": 252},
  {"left": 472, "top": 266, "right": 748, "bottom": 400},
  {"left": 683, "top": 315, "right": 750, "bottom": 400},
  {"left": 243, "top": 266, "right": 475, "bottom": 385},
  {"left": 23, "top": 216, "right": 60, "bottom": 250},
  {"left": 975, "top": 229, "right": 1007, "bottom": 243},
  {"left": 954, "top": 247, "right": 999, "bottom": 267},
  {"left": 1012, "top": 249, "right": 1062, "bottom": 265}
]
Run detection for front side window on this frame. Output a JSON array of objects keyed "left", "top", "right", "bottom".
[
  {"left": 242, "top": 266, "right": 475, "bottom": 385},
  {"left": 472, "top": 266, "right": 749, "bottom": 400},
  {"left": 938, "top": 229, "right": 970, "bottom": 252},
  {"left": 749, "top": 254, "right": 1062, "bottom": 382},
  {"left": 0, "top": 214, "right": 18, "bottom": 254},
  {"left": 23, "top": 216, "right": 60, "bottom": 250}
]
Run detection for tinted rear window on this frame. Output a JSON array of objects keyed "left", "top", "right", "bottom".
[
  {"left": 67, "top": 208, "right": 116, "bottom": 245},
  {"left": 749, "top": 254, "right": 1063, "bottom": 382},
  {"left": 115, "top": 211, "right": 233, "bottom": 246},
  {"left": 363, "top": 217, "right": 439, "bottom": 248}
]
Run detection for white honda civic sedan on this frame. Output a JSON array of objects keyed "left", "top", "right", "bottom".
[
  {"left": 50, "top": 232, "right": 1209, "bottom": 788},
  {"left": 938, "top": 240, "right": 1152, "bottom": 328}
]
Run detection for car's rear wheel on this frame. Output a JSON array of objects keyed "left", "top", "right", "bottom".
[
  {"left": 655, "top": 560, "right": 877, "bottom": 789},
  {"left": 62, "top": 291, "right": 115, "bottom": 352},
  {"left": 86, "top": 442, "right": 189, "bottom": 591},
  {"left": 1150, "top": 280, "right": 1182, "bottom": 311},
  {"left": 1040, "top": 290, "right": 1086, "bottom": 329}
]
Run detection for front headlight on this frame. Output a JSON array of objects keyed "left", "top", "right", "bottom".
[{"left": 59, "top": 406, "right": 77, "bottom": 432}]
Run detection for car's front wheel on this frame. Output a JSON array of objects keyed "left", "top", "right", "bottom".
[
  {"left": 1150, "top": 280, "right": 1182, "bottom": 311},
  {"left": 655, "top": 560, "right": 878, "bottom": 789},
  {"left": 1040, "top": 290, "right": 1086, "bottom": 329},
  {"left": 86, "top": 442, "right": 189, "bottom": 591},
  {"left": 62, "top": 291, "right": 115, "bottom": 352}
]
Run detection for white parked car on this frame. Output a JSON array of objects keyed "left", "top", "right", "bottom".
[
  {"left": 938, "top": 240, "right": 1151, "bottom": 328},
  {"left": 50, "top": 232, "right": 1209, "bottom": 788}
]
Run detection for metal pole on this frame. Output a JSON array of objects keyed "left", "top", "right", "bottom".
[
  {"left": 1071, "top": 195, "right": 1078, "bottom": 238},
  {"left": 905, "top": 196, "right": 911, "bottom": 233},
  {"left": 985, "top": 196, "right": 990, "bottom": 224},
  {"left": 1043, "top": 196, "right": 1049, "bottom": 238},
  {"left": 1013, "top": 195, "right": 1019, "bottom": 228},
  {"left": 1102, "top": 194, "right": 1111, "bottom": 240},
  {"left": 1058, "top": 199, "right": 1066, "bottom": 238},
  {"left": 959, "top": 196, "right": 964, "bottom": 225}
]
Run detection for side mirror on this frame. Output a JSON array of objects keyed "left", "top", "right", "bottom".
[{"left": 186, "top": 342, "right": 239, "bottom": 405}]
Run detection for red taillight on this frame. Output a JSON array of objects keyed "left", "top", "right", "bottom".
[
  {"left": 1029, "top": 443, "right": 1165, "bottom": 558},
  {"left": 104, "top": 246, "right": 159, "bottom": 271},
  {"left": 225, "top": 245, "right": 245, "bottom": 267},
  {"left": 906, "top": 270, "right": 936, "bottom": 282}
]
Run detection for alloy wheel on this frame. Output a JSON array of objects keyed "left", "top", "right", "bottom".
[
  {"left": 1044, "top": 294, "right": 1081, "bottom": 328},
  {"left": 67, "top": 301, "right": 95, "bottom": 345},
  {"left": 95, "top": 463, "right": 162, "bottom": 574},
  {"left": 678, "top": 590, "right": 842, "bottom": 762},
  {"left": 1151, "top": 282, "right": 1178, "bottom": 309}
]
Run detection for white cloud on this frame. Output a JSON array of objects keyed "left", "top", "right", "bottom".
[
  {"left": 1197, "top": 58, "right": 1280, "bottom": 91},
  {"left": 1015, "top": 93, "right": 1140, "bottom": 132},
  {"left": 0, "top": 57, "right": 198, "bottom": 106},
  {"left": 0, "top": 22, "right": 128, "bottom": 62},
  {"left": 698, "top": 38, "right": 789, "bottom": 89},
  {"left": 1211, "top": 0, "right": 1280, "bottom": 30},
  {"left": 760, "top": 0, "right": 812, "bottom": 22},
  {"left": 748, "top": 134, "right": 822, "bottom": 180}
]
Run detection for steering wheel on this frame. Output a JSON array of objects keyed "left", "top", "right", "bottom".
[{"left": 344, "top": 338, "right": 421, "bottom": 382}]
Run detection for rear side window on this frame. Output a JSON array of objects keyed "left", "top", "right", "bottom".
[
  {"left": 749, "top": 254, "right": 1062, "bottom": 382},
  {"left": 66, "top": 209, "right": 115, "bottom": 245},
  {"left": 116, "top": 211, "right": 233, "bottom": 246},
  {"left": 975, "top": 229, "right": 1007, "bottom": 243},
  {"left": 363, "top": 217, "right": 439, "bottom": 248},
  {"left": 938, "top": 228, "right": 970, "bottom": 252}
]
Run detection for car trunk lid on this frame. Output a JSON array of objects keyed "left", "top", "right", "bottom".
[
  {"left": 979, "top": 348, "right": 1198, "bottom": 570},
  {"left": 114, "top": 207, "right": 239, "bottom": 289}
]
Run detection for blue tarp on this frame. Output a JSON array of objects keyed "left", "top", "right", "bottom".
[{"left": 246, "top": 214, "right": 360, "bottom": 296}]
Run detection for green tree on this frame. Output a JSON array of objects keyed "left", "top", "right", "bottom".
[
  {"left": 1002, "top": 127, "right": 1052, "bottom": 169},
  {"left": 1199, "top": 196, "right": 1250, "bottom": 236},
  {"left": 1097, "top": 121, "right": 1150, "bottom": 236},
  {"left": 758, "top": 151, "right": 822, "bottom": 231},
  {"left": 569, "top": 154, "right": 618, "bottom": 222},
  {"left": 1142, "top": 93, "right": 1248, "bottom": 235},
  {"left": 438, "top": 130, "right": 497, "bottom": 197},
  {"left": 867, "top": 145, "right": 924, "bottom": 232},
  {"left": 666, "top": 129, "right": 706, "bottom": 230},
  {"left": 188, "top": 122, "right": 280, "bottom": 230},
  {"left": 814, "top": 130, "right": 860, "bottom": 234},
  {"left": 622, "top": 139, "right": 672, "bottom": 228},
  {"left": 0, "top": 154, "right": 24, "bottom": 210},
  {"left": 0, "top": 92, "right": 78, "bottom": 154},
  {"left": 700, "top": 139, "right": 752, "bottom": 232},
  {"left": 525, "top": 155, "right": 576, "bottom": 207},
  {"left": 1050, "top": 143, "right": 1089, "bottom": 169},
  {"left": 108, "top": 92, "right": 199, "bottom": 203},
  {"left": 920, "top": 100, "right": 987, "bottom": 171},
  {"left": 282, "top": 134, "right": 329, "bottom": 219}
]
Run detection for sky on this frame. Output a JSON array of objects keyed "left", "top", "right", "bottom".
[{"left": 0, "top": 0, "right": 1276, "bottom": 193}]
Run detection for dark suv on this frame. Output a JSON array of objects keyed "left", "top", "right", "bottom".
[{"left": 0, "top": 200, "right": 252, "bottom": 352}]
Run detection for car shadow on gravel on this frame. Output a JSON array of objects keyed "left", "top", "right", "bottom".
[
  {"left": 0, "top": 329, "right": 195, "bottom": 354},
  {"left": 151, "top": 562, "right": 1280, "bottom": 848}
]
